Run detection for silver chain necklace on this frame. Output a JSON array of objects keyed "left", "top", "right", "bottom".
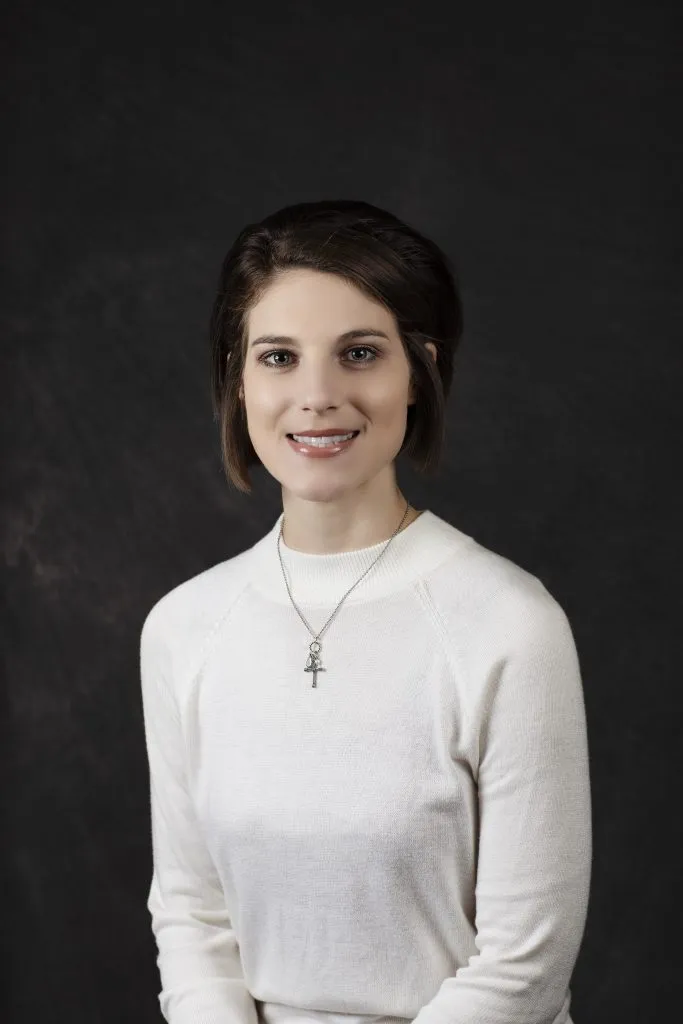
[{"left": 277, "top": 500, "right": 412, "bottom": 687}]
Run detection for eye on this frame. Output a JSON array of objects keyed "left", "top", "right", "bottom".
[
  {"left": 346, "top": 345, "right": 378, "bottom": 363},
  {"left": 259, "top": 350, "right": 292, "bottom": 367},
  {"left": 258, "top": 345, "right": 379, "bottom": 368}
]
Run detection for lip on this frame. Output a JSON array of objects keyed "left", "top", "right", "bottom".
[
  {"left": 287, "top": 429, "right": 360, "bottom": 437},
  {"left": 286, "top": 431, "right": 360, "bottom": 458}
]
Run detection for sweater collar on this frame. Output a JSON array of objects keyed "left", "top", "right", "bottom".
[{"left": 247, "top": 509, "right": 472, "bottom": 606}]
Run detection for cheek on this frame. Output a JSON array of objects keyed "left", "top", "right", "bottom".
[
  {"left": 243, "top": 383, "right": 282, "bottom": 422},
  {"left": 364, "top": 379, "right": 411, "bottom": 422}
]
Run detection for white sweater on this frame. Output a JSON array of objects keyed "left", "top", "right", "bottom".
[{"left": 140, "top": 509, "right": 592, "bottom": 1024}]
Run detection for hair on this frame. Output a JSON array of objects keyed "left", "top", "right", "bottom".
[{"left": 209, "top": 199, "right": 464, "bottom": 494}]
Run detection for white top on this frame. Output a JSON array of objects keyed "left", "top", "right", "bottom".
[{"left": 140, "top": 509, "right": 592, "bottom": 1024}]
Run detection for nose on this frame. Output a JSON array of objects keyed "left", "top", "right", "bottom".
[{"left": 295, "top": 358, "right": 345, "bottom": 414}]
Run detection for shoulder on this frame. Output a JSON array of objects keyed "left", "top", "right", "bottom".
[
  {"left": 421, "top": 517, "right": 575, "bottom": 652},
  {"left": 139, "top": 542, "right": 256, "bottom": 682},
  {"left": 419, "top": 523, "right": 583, "bottom": 734}
]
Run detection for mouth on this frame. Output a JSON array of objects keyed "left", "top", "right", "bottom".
[
  {"left": 286, "top": 431, "right": 360, "bottom": 441},
  {"left": 285, "top": 430, "right": 361, "bottom": 456}
]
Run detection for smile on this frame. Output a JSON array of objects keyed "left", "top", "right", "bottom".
[{"left": 286, "top": 431, "right": 360, "bottom": 457}]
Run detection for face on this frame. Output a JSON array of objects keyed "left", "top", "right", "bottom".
[{"left": 240, "top": 268, "right": 435, "bottom": 504}]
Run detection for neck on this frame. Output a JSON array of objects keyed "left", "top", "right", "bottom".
[
  {"left": 281, "top": 494, "right": 415, "bottom": 555},
  {"left": 249, "top": 508, "right": 470, "bottom": 609}
]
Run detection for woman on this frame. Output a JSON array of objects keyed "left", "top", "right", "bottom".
[{"left": 139, "top": 199, "right": 592, "bottom": 1024}]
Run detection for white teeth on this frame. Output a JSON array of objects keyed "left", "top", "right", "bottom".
[{"left": 291, "top": 432, "right": 356, "bottom": 446}]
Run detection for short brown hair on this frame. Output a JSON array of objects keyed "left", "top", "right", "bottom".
[{"left": 209, "top": 199, "right": 464, "bottom": 494}]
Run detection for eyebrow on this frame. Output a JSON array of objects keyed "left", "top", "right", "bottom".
[{"left": 249, "top": 327, "right": 392, "bottom": 348}]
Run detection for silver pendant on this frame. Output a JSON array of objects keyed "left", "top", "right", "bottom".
[{"left": 304, "top": 640, "right": 326, "bottom": 688}]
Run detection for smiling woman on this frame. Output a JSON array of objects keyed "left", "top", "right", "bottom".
[
  {"left": 209, "top": 200, "right": 459, "bottom": 523},
  {"left": 233, "top": 264, "right": 443, "bottom": 536},
  {"left": 139, "top": 199, "right": 592, "bottom": 1024}
]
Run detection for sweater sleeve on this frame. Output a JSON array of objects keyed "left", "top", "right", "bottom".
[
  {"left": 413, "top": 592, "right": 592, "bottom": 1024},
  {"left": 140, "top": 606, "right": 260, "bottom": 1024}
]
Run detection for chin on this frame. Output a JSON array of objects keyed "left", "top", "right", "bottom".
[{"left": 280, "top": 479, "right": 358, "bottom": 504}]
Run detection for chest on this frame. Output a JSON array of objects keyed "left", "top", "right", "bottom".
[{"left": 188, "top": 595, "right": 472, "bottom": 866}]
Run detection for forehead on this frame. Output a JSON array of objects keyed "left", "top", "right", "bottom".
[{"left": 247, "top": 269, "right": 395, "bottom": 338}]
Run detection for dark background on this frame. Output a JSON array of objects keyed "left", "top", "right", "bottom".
[{"left": 3, "top": 1, "right": 681, "bottom": 1021}]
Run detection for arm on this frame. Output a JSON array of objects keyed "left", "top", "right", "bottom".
[
  {"left": 140, "top": 606, "right": 260, "bottom": 1024},
  {"left": 414, "top": 592, "right": 592, "bottom": 1024}
]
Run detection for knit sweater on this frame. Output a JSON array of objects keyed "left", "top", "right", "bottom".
[{"left": 139, "top": 508, "right": 592, "bottom": 1024}]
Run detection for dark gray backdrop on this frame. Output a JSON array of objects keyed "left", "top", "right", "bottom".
[{"left": 3, "top": 2, "right": 680, "bottom": 1022}]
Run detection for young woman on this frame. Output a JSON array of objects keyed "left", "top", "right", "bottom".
[{"left": 140, "top": 199, "right": 592, "bottom": 1024}]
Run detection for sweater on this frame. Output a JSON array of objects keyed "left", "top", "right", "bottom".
[{"left": 139, "top": 508, "right": 592, "bottom": 1024}]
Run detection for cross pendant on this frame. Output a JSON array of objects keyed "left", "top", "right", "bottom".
[{"left": 304, "top": 640, "right": 326, "bottom": 688}]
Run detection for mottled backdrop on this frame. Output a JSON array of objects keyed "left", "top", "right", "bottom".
[{"left": 3, "top": 1, "right": 680, "bottom": 1021}]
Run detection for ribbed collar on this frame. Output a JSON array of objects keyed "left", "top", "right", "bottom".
[{"left": 246, "top": 509, "right": 474, "bottom": 607}]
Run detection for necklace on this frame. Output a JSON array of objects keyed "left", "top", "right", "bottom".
[{"left": 277, "top": 500, "right": 413, "bottom": 687}]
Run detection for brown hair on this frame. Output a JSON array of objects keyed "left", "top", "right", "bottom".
[{"left": 209, "top": 199, "right": 464, "bottom": 494}]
